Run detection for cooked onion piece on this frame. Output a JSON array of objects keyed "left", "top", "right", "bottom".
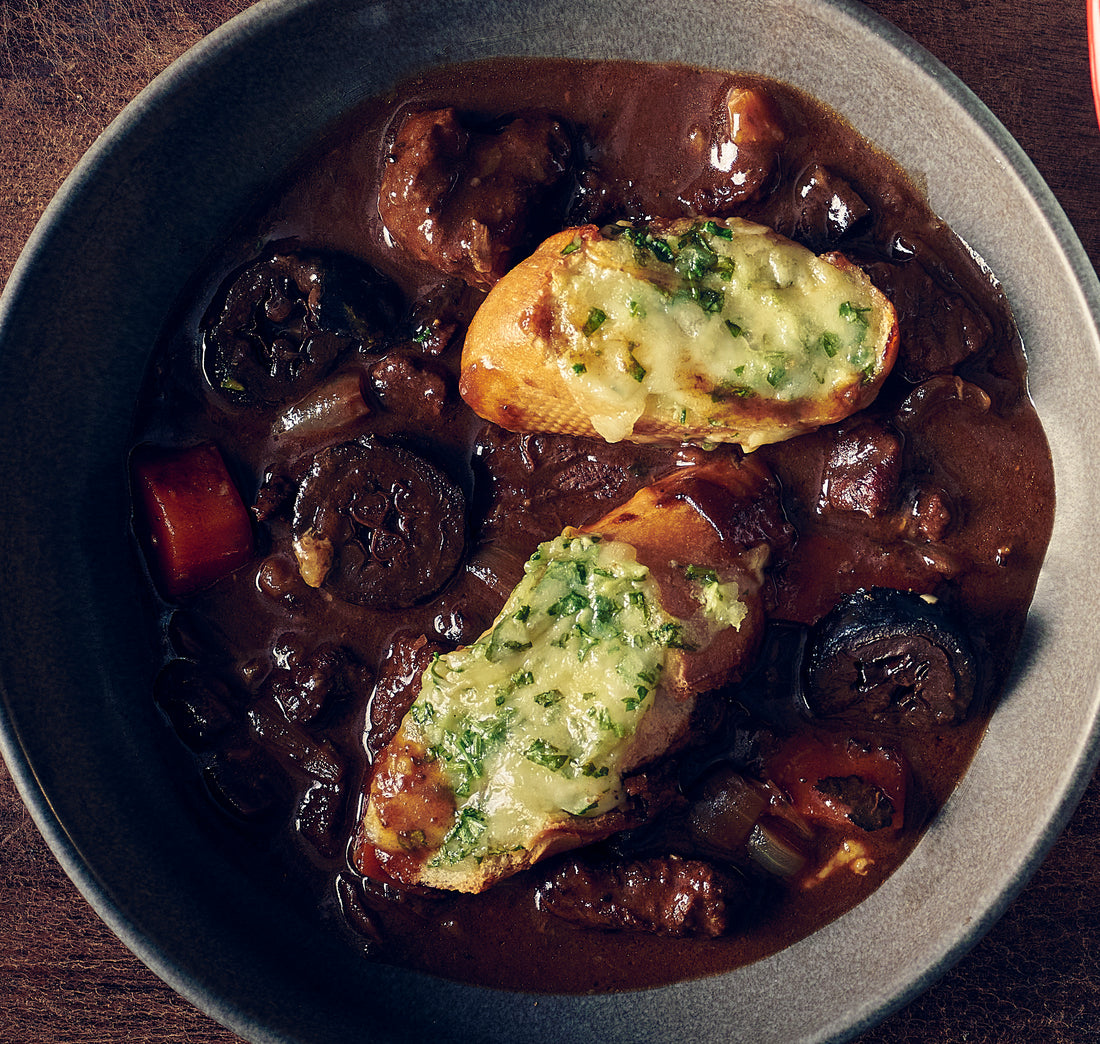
[
  {"left": 202, "top": 248, "right": 400, "bottom": 406},
  {"left": 355, "top": 460, "right": 772, "bottom": 892},
  {"left": 460, "top": 217, "right": 899, "bottom": 449}
]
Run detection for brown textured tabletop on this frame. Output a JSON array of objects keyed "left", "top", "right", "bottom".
[{"left": 2, "top": 1, "right": 1099, "bottom": 1041}]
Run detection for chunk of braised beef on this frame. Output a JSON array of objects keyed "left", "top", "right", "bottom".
[
  {"left": 368, "top": 351, "right": 453, "bottom": 418},
  {"left": 253, "top": 465, "right": 297, "bottom": 523},
  {"left": 804, "top": 587, "right": 977, "bottom": 727},
  {"left": 379, "top": 107, "right": 573, "bottom": 287},
  {"left": 259, "top": 641, "right": 369, "bottom": 725},
  {"left": 289, "top": 438, "right": 467, "bottom": 610},
  {"left": 202, "top": 248, "right": 402, "bottom": 405},
  {"left": 862, "top": 259, "right": 992, "bottom": 382},
  {"left": 784, "top": 164, "right": 870, "bottom": 247},
  {"left": 405, "top": 281, "right": 480, "bottom": 356},
  {"left": 367, "top": 632, "right": 445, "bottom": 758},
  {"left": 901, "top": 484, "right": 955, "bottom": 543},
  {"left": 153, "top": 659, "right": 238, "bottom": 751},
  {"left": 536, "top": 854, "right": 748, "bottom": 938},
  {"left": 572, "top": 86, "right": 785, "bottom": 224},
  {"left": 471, "top": 428, "right": 787, "bottom": 552},
  {"left": 819, "top": 421, "right": 903, "bottom": 518},
  {"left": 472, "top": 428, "right": 671, "bottom": 538},
  {"left": 674, "top": 86, "right": 786, "bottom": 213}
]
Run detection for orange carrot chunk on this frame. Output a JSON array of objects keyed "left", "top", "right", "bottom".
[{"left": 132, "top": 442, "right": 253, "bottom": 599}]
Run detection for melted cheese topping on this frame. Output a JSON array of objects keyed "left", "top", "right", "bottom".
[
  {"left": 550, "top": 218, "right": 891, "bottom": 443},
  {"left": 399, "top": 532, "right": 745, "bottom": 873}
]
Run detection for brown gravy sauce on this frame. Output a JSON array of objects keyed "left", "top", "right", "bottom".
[{"left": 132, "top": 59, "right": 1054, "bottom": 992}]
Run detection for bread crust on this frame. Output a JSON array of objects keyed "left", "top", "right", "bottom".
[
  {"left": 355, "top": 458, "right": 772, "bottom": 893},
  {"left": 460, "top": 220, "right": 899, "bottom": 450}
]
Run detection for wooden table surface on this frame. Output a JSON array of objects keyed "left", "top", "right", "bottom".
[{"left": 2, "top": 1, "right": 1098, "bottom": 1041}]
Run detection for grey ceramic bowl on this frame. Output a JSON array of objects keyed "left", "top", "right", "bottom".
[{"left": 2, "top": 1, "right": 1099, "bottom": 1041}]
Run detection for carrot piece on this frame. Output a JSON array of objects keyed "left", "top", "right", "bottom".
[
  {"left": 132, "top": 442, "right": 253, "bottom": 599},
  {"left": 768, "top": 733, "right": 908, "bottom": 834}
]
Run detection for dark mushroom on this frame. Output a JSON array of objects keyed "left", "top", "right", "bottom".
[
  {"left": 818, "top": 420, "right": 903, "bottom": 519},
  {"left": 290, "top": 438, "right": 466, "bottom": 610},
  {"left": 202, "top": 248, "right": 402, "bottom": 406},
  {"left": 803, "top": 587, "right": 977, "bottom": 727}
]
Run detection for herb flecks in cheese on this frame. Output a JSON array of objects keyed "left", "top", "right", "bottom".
[
  {"left": 686, "top": 564, "right": 749, "bottom": 630},
  {"left": 549, "top": 217, "right": 892, "bottom": 444},
  {"left": 399, "top": 532, "right": 743, "bottom": 873}
]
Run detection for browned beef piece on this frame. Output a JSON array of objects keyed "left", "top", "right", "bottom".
[
  {"left": 366, "top": 632, "right": 444, "bottom": 758},
  {"left": 473, "top": 428, "right": 791, "bottom": 557},
  {"left": 379, "top": 107, "right": 573, "bottom": 288},
  {"left": 819, "top": 421, "right": 903, "bottom": 518},
  {"left": 368, "top": 350, "right": 453, "bottom": 418},
  {"left": 535, "top": 854, "right": 748, "bottom": 937},
  {"left": 258, "top": 640, "right": 370, "bottom": 725},
  {"left": 786, "top": 164, "right": 870, "bottom": 246},
  {"left": 862, "top": 259, "right": 992, "bottom": 382}
]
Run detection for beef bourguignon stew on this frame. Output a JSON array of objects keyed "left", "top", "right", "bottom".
[{"left": 129, "top": 59, "right": 1054, "bottom": 992}]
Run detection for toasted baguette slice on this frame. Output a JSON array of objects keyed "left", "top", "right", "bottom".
[
  {"left": 354, "top": 458, "right": 772, "bottom": 892},
  {"left": 461, "top": 217, "right": 899, "bottom": 450}
]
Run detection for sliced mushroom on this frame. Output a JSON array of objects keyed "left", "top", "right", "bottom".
[
  {"left": 290, "top": 438, "right": 467, "bottom": 610},
  {"left": 202, "top": 248, "right": 401, "bottom": 406},
  {"left": 803, "top": 587, "right": 977, "bottom": 727}
]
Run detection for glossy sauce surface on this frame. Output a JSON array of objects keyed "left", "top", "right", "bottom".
[{"left": 131, "top": 59, "right": 1054, "bottom": 992}]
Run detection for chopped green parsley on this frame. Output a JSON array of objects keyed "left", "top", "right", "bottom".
[
  {"left": 403, "top": 533, "right": 696, "bottom": 870},
  {"left": 550, "top": 217, "right": 889, "bottom": 446}
]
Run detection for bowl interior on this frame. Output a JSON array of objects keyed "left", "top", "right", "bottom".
[{"left": 1, "top": 1, "right": 1099, "bottom": 1042}]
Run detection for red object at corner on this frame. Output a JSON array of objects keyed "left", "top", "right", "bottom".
[
  {"left": 1090, "top": 0, "right": 1100, "bottom": 129},
  {"left": 131, "top": 441, "right": 254, "bottom": 599}
]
